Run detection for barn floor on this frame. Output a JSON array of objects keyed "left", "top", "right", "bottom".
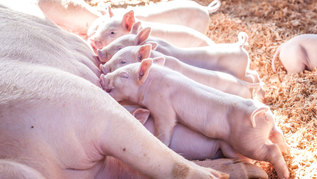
[{"left": 87, "top": 0, "right": 317, "bottom": 178}]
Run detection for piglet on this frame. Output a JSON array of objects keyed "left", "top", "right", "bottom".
[
  {"left": 100, "top": 59, "right": 290, "bottom": 179},
  {"left": 100, "top": 44, "right": 265, "bottom": 100},
  {"left": 127, "top": 107, "right": 269, "bottom": 179},
  {"left": 89, "top": 10, "right": 214, "bottom": 49},
  {"left": 96, "top": 0, "right": 221, "bottom": 35},
  {"left": 272, "top": 34, "right": 317, "bottom": 73},
  {"left": 97, "top": 24, "right": 251, "bottom": 81}
]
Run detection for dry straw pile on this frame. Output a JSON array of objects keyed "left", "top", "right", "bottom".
[{"left": 87, "top": 0, "right": 317, "bottom": 178}]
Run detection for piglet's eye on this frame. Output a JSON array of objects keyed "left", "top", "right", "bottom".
[
  {"left": 120, "top": 61, "right": 126, "bottom": 64},
  {"left": 138, "top": 55, "right": 142, "bottom": 61},
  {"left": 119, "top": 72, "right": 129, "bottom": 79},
  {"left": 111, "top": 32, "right": 115, "bottom": 34}
]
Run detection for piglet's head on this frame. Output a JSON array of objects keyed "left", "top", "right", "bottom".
[
  {"left": 100, "top": 43, "right": 157, "bottom": 74},
  {"left": 100, "top": 58, "right": 164, "bottom": 103},
  {"left": 88, "top": 10, "right": 136, "bottom": 51},
  {"left": 97, "top": 27, "right": 152, "bottom": 63}
]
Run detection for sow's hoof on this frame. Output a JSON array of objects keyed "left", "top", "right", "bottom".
[{"left": 194, "top": 158, "right": 268, "bottom": 179}]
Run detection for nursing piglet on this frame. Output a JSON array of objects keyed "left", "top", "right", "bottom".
[
  {"left": 97, "top": 25, "right": 250, "bottom": 81},
  {"left": 272, "top": 34, "right": 317, "bottom": 73},
  {"left": 100, "top": 59, "right": 290, "bottom": 179},
  {"left": 128, "top": 107, "right": 269, "bottom": 179},
  {"left": 100, "top": 44, "right": 264, "bottom": 100},
  {"left": 89, "top": 10, "right": 214, "bottom": 49},
  {"left": 89, "top": 0, "right": 221, "bottom": 37}
]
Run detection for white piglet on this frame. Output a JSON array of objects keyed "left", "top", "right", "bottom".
[
  {"left": 89, "top": 10, "right": 214, "bottom": 49},
  {"left": 100, "top": 59, "right": 290, "bottom": 179},
  {"left": 100, "top": 44, "right": 265, "bottom": 100},
  {"left": 97, "top": 24, "right": 252, "bottom": 81},
  {"left": 89, "top": 0, "right": 221, "bottom": 37},
  {"left": 128, "top": 107, "right": 269, "bottom": 179},
  {"left": 272, "top": 34, "right": 317, "bottom": 73}
]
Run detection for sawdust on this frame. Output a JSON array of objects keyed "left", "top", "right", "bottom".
[{"left": 86, "top": 0, "right": 317, "bottom": 178}]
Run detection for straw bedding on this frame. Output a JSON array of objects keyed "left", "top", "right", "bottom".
[{"left": 86, "top": 0, "right": 317, "bottom": 178}]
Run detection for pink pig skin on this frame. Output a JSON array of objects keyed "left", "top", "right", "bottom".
[
  {"left": 129, "top": 0, "right": 220, "bottom": 34},
  {"left": 125, "top": 106, "right": 269, "bottom": 179},
  {"left": 89, "top": 10, "right": 214, "bottom": 50},
  {"left": 0, "top": 2, "right": 229, "bottom": 179},
  {"left": 272, "top": 34, "right": 317, "bottom": 73},
  {"left": 0, "top": 160, "right": 46, "bottom": 179},
  {"left": 38, "top": 0, "right": 101, "bottom": 38},
  {"left": 99, "top": 0, "right": 220, "bottom": 35},
  {"left": 100, "top": 44, "right": 265, "bottom": 100},
  {"left": 100, "top": 60, "right": 290, "bottom": 179},
  {"left": 97, "top": 25, "right": 250, "bottom": 81},
  {"left": 127, "top": 107, "right": 224, "bottom": 161}
]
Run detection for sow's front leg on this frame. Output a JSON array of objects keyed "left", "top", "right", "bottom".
[{"left": 94, "top": 93, "right": 226, "bottom": 178}]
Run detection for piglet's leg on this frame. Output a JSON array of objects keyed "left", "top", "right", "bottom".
[
  {"left": 269, "top": 127, "right": 290, "bottom": 155},
  {"left": 249, "top": 143, "right": 289, "bottom": 179},
  {"left": 219, "top": 142, "right": 251, "bottom": 163},
  {"left": 151, "top": 107, "right": 177, "bottom": 147}
]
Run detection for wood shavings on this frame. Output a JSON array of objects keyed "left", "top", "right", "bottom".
[{"left": 86, "top": 0, "right": 317, "bottom": 178}]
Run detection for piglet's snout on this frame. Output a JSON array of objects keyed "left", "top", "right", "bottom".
[
  {"left": 97, "top": 49, "right": 108, "bottom": 63},
  {"left": 99, "top": 74, "right": 107, "bottom": 89},
  {"left": 100, "top": 64, "right": 111, "bottom": 74},
  {"left": 99, "top": 74, "right": 113, "bottom": 93},
  {"left": 90, "top": 38, "right": 103, "bottom": 50}
]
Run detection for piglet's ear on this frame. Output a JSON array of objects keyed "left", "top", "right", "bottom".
[
  {"left": 250, "top": 106, "right": 269, "bottom": 128},
  {"left": 145, "top": 41, "right": 158, "bottom": 50},
  {"left": 136, "top": 27, "right": 151, "bottom": 45},
  {"left": 138, "top": 44, "right": 152, "bottom": 61},
  {"left": 138, "top": 59, "right": 152, "bottom": 84},
  {"left": 108, "top": 6, "right": 114, "bottom": 17},
  {"left": 122, "top": 10, "right": 135, "bottom": 31},
  {"left": 152, "top": 57, "right": 165, "bottom": 66},
  {"left": 132, "top": 108, "right": 150, "bottom": 125},
  {"left": 130, "top": 21, "right": 141, "bottom": 34}
]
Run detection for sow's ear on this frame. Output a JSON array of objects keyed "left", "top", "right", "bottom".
[
  {"left": 132, "top": 108, "right": 151, "bottom": 125},
  {"left": 250, "top": 106, "right": 269, "bottom": 128},
  {"left": 122, "top": 10, "right": 135, "bottom": 31},
  {"left": 138, "top": 59, "right": 152, "bottom": 84},
  {"left": 152, "top": 57, "right": 165, "bottom": 66}
]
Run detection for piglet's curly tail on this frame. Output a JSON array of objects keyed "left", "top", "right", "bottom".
[{"left": 237, "top": 32, "right": 249, "bottom": 47}]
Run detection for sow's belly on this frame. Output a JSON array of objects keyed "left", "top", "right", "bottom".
[{"left": 0, "top": 4, "right": 100, "bottom": 86}]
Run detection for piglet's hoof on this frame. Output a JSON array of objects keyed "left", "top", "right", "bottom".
[{"left": 193, "top": 158, "right": 268, "bottom": 179}]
